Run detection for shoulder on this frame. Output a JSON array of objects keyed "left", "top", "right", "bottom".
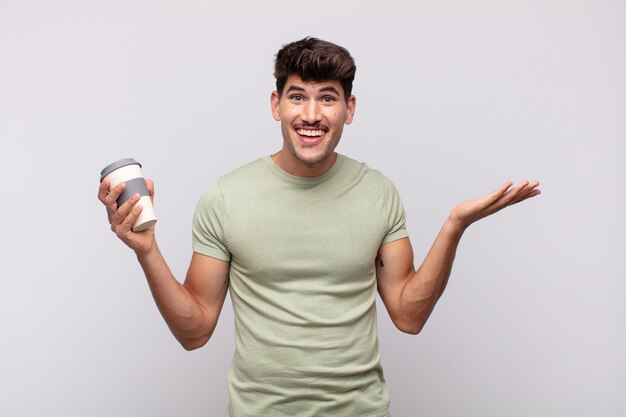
[
  {"left": 337, "top": 154, "right": 394, "bottom": 188},
  {"left": 197, "top": 157, "right": 281, "bottom": 211},
  {"left": 195, "top": 158, "right": 266, "bottom": 203},
  {"left": 198, "top": 157, "right": 271, "bottom": 197},
  {"left": 218, "top": 157, "right": 268, "bottom": 186}
]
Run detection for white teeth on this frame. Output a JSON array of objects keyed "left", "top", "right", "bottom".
[{"left": 297, "top": 129, "right": 324, "bottom": 137}]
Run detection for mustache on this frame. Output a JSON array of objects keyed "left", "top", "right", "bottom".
[{"left": 295, "top": 122, "right": 328, "bottom": 130}]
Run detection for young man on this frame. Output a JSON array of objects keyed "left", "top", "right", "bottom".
[{"left": 98, "top": 37, "right": 540, "bottom": 417}]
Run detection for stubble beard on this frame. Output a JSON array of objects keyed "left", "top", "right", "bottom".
[{"left": 282, "top": 125, "right": 342, "bottom": 166}]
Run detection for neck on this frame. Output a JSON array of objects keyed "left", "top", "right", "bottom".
[{"left": 271, "top": 151, "right": 337, "bottom": 178}]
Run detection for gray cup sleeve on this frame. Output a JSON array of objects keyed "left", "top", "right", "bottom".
[{"left": 117, "top": 177, "right": 150, "bottom": 206}]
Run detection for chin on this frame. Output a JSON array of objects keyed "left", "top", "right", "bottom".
[{"left": 296, "top": 149, "right": 334, "bottom": 165}]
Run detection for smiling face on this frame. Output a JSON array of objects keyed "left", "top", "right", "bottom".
[{"left": 271, "top": 75, "right": 356, "bottom": 177}]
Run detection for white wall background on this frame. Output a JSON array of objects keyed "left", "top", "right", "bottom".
[{"left": 1, "top": 1, "right": 624, "bottom": 416}]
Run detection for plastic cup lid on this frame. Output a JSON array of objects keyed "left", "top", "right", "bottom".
[{"left": 100, "top": 158, "right": 142, "bottom": 182}]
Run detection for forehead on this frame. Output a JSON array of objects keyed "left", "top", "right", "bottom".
[{"left": 282, "top": 75, "right": 345, "bottom": 97}]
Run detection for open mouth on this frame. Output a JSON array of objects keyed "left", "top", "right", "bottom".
[
  {"left": 296, "top": 128, "right": 326, "bottom": 137},
  {"left": 295, "top": 127, "right": 327, "bottom": 145}
]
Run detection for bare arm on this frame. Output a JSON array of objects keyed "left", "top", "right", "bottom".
[
  {"left": 377, "top": 180, "right": 541, "bottom": 335},
  {"left": 98, "top": 179, "right": 229, "bottom": 350},
  {"left": 136, "top": 246, "right": 229, "bottom": 350}
]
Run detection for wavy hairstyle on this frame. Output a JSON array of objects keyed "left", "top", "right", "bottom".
[{"left": 274, "top": 37, "right": 356, "bottom": 101}]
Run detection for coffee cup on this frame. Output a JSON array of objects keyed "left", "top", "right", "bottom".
[{"left": 100, "top": 158, "right": 157, "bottom": 232}]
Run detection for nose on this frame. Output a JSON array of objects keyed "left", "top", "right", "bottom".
[{"left": 301, "top": 100, "right": 321, "bottom": 124}]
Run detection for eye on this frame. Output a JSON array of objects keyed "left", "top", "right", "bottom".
[
  {"left": 290, "top": 94, "right": 303, "bottom": 101},
  {"left": 321, "top": 96, "right": 336, "bottom": 103}
]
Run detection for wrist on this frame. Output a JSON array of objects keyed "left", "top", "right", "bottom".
[
  {"left": 444, "top": 214, "right": 468, "bottom": 237},
  {"left": 135, "top": 237, "right": 159, "bottom": 260}
]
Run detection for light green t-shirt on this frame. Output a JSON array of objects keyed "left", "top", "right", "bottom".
[{"left": 192, "top": 154, "right": 408, "bottom": 417}]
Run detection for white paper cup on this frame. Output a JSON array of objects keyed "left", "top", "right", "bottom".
[{"left": 100, "top": 158, "right": 157, "bottom": 232}]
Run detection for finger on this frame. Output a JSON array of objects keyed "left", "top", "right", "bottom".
[
  {"left": 145, "top": 178, "right": 154, "bottom": 197},
  {"left": 98, "top": 179, "right": 110, "bottom": 203},
  {"left": 114, "top": 202, "right": 143, "bottom": 237},
  {"left": 482, "top": 181, "right": 514, "bottom": 208},
  {"left": 526, "top": 180, "right": 541, "bottom": 192},
  {"left": 498, "top": 180, "right": 529, "bottom": 204},
  {"left": 513, "top": 183, "right": 542, "bottom": 204},
  {"left": 145, "top": 178, "right": 155, "bottom": 204},
  {"left": 512, "top": 179, "right": 531, "bottom": 194},
  {"left": 122, "top": 204, "right": 143, "bottom": 232},
  {"left": 114, "top": 192, "right": 142, "bottom": 219},
  {"left": 107, "top": 181, "right": 125, "bottom": 203},
  {"left": 500, "top": 180, "right": 541, "bottom": 207},
  {"left": 518, "top": 188, "right": 542, "bottom": 203},
  {"left": 494, "top": 181, "right": 514, "bottom": 195},
  {"left": 111, "top": 193, "right": 142, "bottom": 234},
  {"left": 512, "top": 180, "right": 540, "bottom": 199},
  {"left": 104, "top": 181, "right": 126, "bottom": 211},
  {"left": 480, "top": 180, "right": 526, "bottom": 213}
]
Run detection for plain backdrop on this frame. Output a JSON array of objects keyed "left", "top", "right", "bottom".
[{"left": 1, "top": 1, "right": 624, "bottom": 416}]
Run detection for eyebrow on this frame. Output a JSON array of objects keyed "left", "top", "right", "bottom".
[
  {"left": 285, "top": 85, "right": 341, "bottom": 96},
  {"left": 319, "top": 86, "right": 341, "bottom": 95}
]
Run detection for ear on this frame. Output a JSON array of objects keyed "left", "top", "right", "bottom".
[
  {"left": 344, "top": 95, "right": 356, "bottom": 125},
  {"left": 270, "top": 91, "right": 281, "bottom": 121}
]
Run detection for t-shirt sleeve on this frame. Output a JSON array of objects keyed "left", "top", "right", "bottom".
[
  {"left": 191, "top": 182, "right": 232, "bottom": 261},
  {"left": 381, "top": 177, "right": 409, "bottom": 245}
]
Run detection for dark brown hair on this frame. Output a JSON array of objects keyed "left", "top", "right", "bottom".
[{"left": 274, "top": 37, "right": 356, "bottom": 101}]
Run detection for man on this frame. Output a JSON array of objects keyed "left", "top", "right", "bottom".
[{"left": 98, "top": 37, "right": 540, "bottom": 417}]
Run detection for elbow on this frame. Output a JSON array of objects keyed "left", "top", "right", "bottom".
[
  {"left": 181, "top": 341, "right": 201, "bottom": 351},
  {"left": 177, "top": 332, "right": 211, "bottom": 351},
  {"left": 173, "top": 316, "right": 216, "bottom": 351},
  {"left": 402, "top": 327, "right": 422, "bottom": 335},
  {"left": 180, "top": 337, "right": 208, "bottom": 351},
  {"left": 398, "top": 323, "right": 423, "bottom": 335},
  {"left": 393, "top": 317, "right": 425, "bottom": 335}
]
